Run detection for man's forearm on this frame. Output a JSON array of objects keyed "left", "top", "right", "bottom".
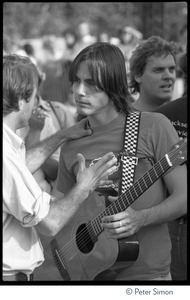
[
  {"left": 25, "top": 129, "right": 42, "bottom": 149},
  {"left": 36, "top": 183, "right": 89, "bottom": 236},
  {"left": 141, "top": 193, "right": 187, "bottom": 227},
  {"left": 140, "top": 164, "right": 187, "bottom": 227},
  {"left": 26, "top": 129, "right": 68, "bottom": 173}
]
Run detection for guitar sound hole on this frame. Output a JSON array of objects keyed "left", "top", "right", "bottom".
[{"left": 76, "top": 223, "right": 94, "bottom": 254}]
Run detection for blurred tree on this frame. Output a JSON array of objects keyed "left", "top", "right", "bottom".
[
  {"left": 140, "top": 2, "right": 164, "bottom": 38},
  {"left": 3, "top": 2, "right": 187, "bottom": 44}
]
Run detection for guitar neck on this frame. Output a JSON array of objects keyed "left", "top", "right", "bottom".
[{"left": 89, "top": 155, "right": 170, "bottom": 238}]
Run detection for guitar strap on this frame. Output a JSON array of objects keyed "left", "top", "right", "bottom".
[{"left": 119, "top": 112, "right": 141, "bottom": 194}]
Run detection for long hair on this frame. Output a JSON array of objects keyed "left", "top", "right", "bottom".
[
  {"left": 128, "top": 36, "right": 179, "bottom": 94},
  {"left": 3, "top": 54, "right": 39, "bottom": 115},
  {"left": 69, "top": 42, "right": 133, "bottom": 115}
]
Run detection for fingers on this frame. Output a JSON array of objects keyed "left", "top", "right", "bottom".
[
  {"left": 102, "top": 217, "right": 128, "bottom": 239},
  {"left": 77, "top": 120, "right": 92, "bottom": 135},
  {"left": 101, "top": 208, "right": 138, "bottom": 239},
  {"left": 32, "top": 110, "right": 45, "bottom": 119},
  {"left": 85, "top": 128, "right": 93, "bottom": 136},
  {"left": 93, "top": 152, "right": 118, "bottom": 177},
  {"left": 98, "top": 179, "right": 113, "bottom": 185},
  {"left": 95, "top": 152, "right": 115, "bottom": 166},
  {"left": 101, "top": 214, "right": 129, "bottom": 238},
  {"left": 32, "top": 107, "right": 50, "bottom": 118},
  {"left": 75, "top": 152, "right": 119, "bottom": 194},
  {"left": 66, "top": 126, "right": 92, "bottom": 140},
  {"left": 98, "top": 179, "right": 113, "bottom": 187},
  {"left": 76, "top": 152, "right": 118, "bottom": 189},
  {"left": 108, "top": 196, "right": 118, "bottom": 202},
  {"left": 76, "top": 128, "right": 92, "bottom": 139},
  {"left": 102, "top": 212, "right": 124, "bottom": 224},
  {"left": 38, "top": 109, "right": 49, "bottom": 118},
  {"left": 76, "top": 153, "right": 85, "bottom": 174}
]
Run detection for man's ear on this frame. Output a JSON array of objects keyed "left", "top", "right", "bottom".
[
  {"left": 18, "top": 99, "right": 24, "bottom": 111},
  {"left": 134, "top": 75, "right": 142, "bottom": 83}
]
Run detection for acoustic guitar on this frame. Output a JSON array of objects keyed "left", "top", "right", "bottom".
[{"left": 51, "top": 138, "right": 187, "bottom": 280}]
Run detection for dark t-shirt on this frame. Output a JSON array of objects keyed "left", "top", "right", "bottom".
[{"left": 155, "top": 96, "right": 187, "bottom": 139}]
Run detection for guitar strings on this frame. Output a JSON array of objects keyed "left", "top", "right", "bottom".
[{"left": 56, "top": 141, "right": 185, "bottom": 259}]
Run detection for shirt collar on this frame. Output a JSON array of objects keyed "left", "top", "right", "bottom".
[{"left": 3, "top": 123, "right": 25, "bottom": 150}]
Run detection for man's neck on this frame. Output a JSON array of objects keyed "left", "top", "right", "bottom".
[
  {"left": 132, "top": 97, "right": 170, "bottom": 112},
  {"left": 132, "top": 100, "right": 155, "bottom": 112},
  {"left": 3, "top": 114, "right": 18, "bottom": 133},
  {"left": 87, "top": 108, "right": 120, "bottom": 128}
]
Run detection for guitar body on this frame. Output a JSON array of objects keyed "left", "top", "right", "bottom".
[{"left": 51, "top": 194, "right": 139, "bottom": 280}]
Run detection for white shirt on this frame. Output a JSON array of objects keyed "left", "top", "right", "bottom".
[{"left": 3, "top": 123, "right": 51, "bottom": 276}]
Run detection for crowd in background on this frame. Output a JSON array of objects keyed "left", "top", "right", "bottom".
[{"left": 5, "top": 21, "right": 186, "bottom": 107}]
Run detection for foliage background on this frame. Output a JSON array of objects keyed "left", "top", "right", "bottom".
[{"left": 3, "top": 2, "right": 187, "bottom": 44}]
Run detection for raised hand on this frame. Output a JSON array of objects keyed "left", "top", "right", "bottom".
[
  {"left": 76, "top": 152, "right": 118, "bottom": 194},
  {"left": 29, "top": 106, "right": 48, "bottom": 131}
]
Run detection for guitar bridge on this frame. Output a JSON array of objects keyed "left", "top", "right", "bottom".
[
  {"left": 54, "top": 249, "right": 66, "bottom": 271},
  {"left": 50, "top": 238, "right": 71, "bottom": 280}
]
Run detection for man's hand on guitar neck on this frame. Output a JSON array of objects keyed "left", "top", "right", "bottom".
[
  {"left": 101, "top": 198, "right": 144, "bottom": 239},
  {"left": 101, "top": 160, "right": 187, "bottom": 239}
]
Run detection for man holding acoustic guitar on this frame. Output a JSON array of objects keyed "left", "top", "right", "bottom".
[{"left": 53, "top": 42, "right": 187, "bottom": 281}]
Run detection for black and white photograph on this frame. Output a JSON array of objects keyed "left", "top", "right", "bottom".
[{"left": 2, "top": 2, "right": 188, "bottom": 298}]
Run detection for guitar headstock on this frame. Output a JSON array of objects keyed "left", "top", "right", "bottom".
[{"left": 168, "top": 138, "right": 187, "bottom": 167}]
